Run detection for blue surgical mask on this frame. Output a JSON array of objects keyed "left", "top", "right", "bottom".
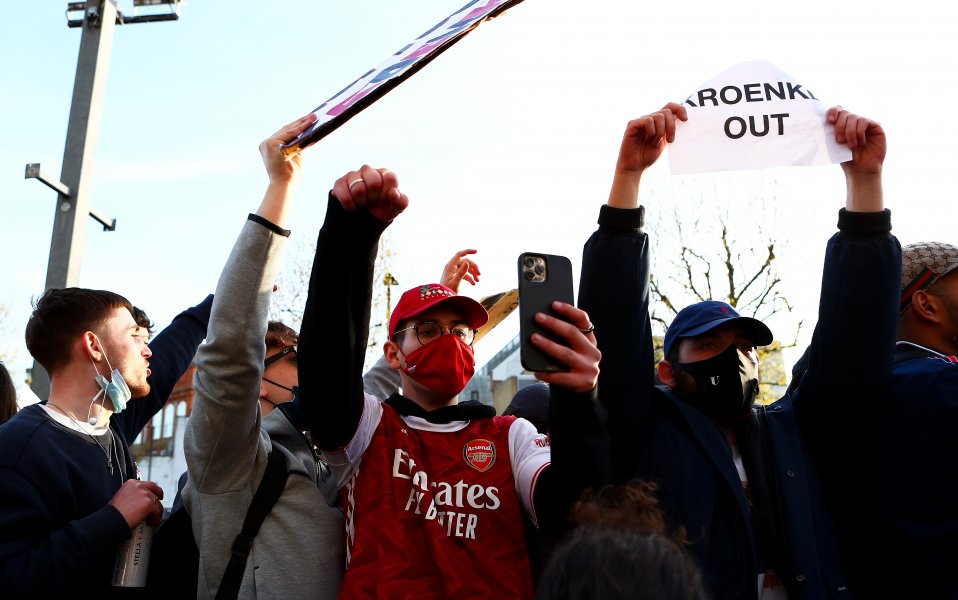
[{"left": 90, "top": 338, "right": 132, "bottom": 415}]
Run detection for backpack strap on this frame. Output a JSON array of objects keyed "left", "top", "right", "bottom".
[{"left": 214, "top": 442, "right": 290, "bottom": 600}]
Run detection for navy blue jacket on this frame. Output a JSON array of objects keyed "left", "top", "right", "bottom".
[
  {"left": 0, "top": 296, "right": 211, "bottom": 599},
  {"left": 578, "top": 204, "right": 900, "bottom": 600},
  {"left": 826, "top": 342, "right": 958, "bottom": 599}
]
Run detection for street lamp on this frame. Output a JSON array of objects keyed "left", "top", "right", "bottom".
[
  {"left": 67, "top": 0, "right": 182, "bottom": 27},
  {"left": 384, "top": 273, "right": 400, "bottom": 325}
]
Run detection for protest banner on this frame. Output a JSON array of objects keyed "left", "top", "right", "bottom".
[
  {"left": 282, "top": 0, "right": 526, "bottom": 157},
  {"left": 667, "top": 61, "right": 852, "bottom": 175}
]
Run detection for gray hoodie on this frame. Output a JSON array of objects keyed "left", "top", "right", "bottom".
[{"left": 182, "top": 217, "right": 344, "bottom": 600}]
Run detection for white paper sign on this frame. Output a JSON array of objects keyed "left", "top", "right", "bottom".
[{"left": 667, "top": 61, "right": 852, "bottom": 175}]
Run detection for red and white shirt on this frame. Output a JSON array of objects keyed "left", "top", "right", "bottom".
[{"left": 322, "top": 394, "right": 551, "bottom": 599}]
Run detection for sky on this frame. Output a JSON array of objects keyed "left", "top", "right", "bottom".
[{"left": 2, "top": 0, "right": 954, "bottom": 405}]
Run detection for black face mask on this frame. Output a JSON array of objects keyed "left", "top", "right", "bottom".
[{"left": 673, "top": 344, "right": 759, "bottom": 422}]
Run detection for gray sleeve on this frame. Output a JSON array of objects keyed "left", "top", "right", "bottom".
[
  {"left": 362, "top": 355, "right": 400, "bottom": 401},
  {"left": 184, "top": 218, "right": 286, "bottom": 494}
]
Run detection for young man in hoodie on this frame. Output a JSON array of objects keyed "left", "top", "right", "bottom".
[{"left": 180, "top": 113, "right": 345, "bottom": 600}]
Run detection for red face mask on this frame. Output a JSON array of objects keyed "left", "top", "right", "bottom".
[{"left": 400, "top": 333, "right": 475, "bottom": 397}]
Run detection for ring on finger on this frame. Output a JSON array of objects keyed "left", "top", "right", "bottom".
[
  {"left": 580, "top": 323, "right": 595, "bottom": 334},
  {"left": 347, "top": 179, "right": 364, "bottom": 190}
]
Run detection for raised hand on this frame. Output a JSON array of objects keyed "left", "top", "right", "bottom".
[
  {"left": 440, "top": 249, "right": 480, "bottom": 292},
  {"left": 608, "top": 102, "right": 688, "bottom": 209},
  {"left": 827, "top": 106, "right": 886, "bottom": 177},
  {"left": 259, "top": 113, "right": 318, "bottom": 185},
  {"left": 332, "top": 165, "right": 409, "bottom": 223},
  {"left": 826, "top": 106, "right": 886, "bottom": 212}
]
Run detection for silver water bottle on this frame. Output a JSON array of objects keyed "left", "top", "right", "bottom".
[{"left": 112, "top": 520, "right": 154, "bottom": 587}]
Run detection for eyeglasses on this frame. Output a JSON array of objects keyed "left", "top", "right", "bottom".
[
  {"left": 393, "top": 322, "right": 477, "bottom": 347},
  {"left": 264, "top": 346, "right": 296, "bottom": 368}
]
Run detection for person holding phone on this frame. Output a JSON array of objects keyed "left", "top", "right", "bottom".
[
  {"left": 296, "top": 165, "right": 609, "bottom": 599},
  {"left": 577, "top": 103, "right": 900, "bottom": 600}
]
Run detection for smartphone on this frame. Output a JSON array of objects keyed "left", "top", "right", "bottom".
[{"left": 518, "top": 252, "right": 575, "bottom": 372}]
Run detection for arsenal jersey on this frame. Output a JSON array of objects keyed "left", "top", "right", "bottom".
[{"left": 322, "top": 394, "right": 551, "bottom": 599}]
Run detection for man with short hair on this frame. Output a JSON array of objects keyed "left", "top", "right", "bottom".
[
  {"left": 579, "top": 103, "right": 901, "bottom": 599},
  {"left": 0, "top": 286, "right": 211, "bottom": 597},
  {"left": 298, "top": 165, "right": 609, "bottom": 599}
]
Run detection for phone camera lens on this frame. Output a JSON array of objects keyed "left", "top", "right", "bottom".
[
  {"left": 523, "top": 270, "right": 534, "bottom": 281},
  {"left": 534, "top": 264, "right": 545, "bottom": 275},
  {"left": 523, "top": 257, "right": 536, "bottom": 268}
]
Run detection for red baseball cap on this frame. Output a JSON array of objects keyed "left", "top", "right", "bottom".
[{"left": 388, "top": 283, "right": 489, "bottom": 340}]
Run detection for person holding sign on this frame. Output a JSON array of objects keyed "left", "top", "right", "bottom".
[
  {"left": 577, "top": 102, "right": 900, "bottom": 600},
  {"left": 296, "top": 166, "right": 609, "bottom": 599}
]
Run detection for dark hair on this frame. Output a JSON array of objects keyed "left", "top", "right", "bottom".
[
  {"left": 503, "top": 382, "right": 550, "bottom": 434},
  {"left": 0, "top": 361, "right": 17, "bottom": 425},
  {"left": 25, "top": 288, "right": 134, "bottom": 374},
  {"left": 536, "top": 481, "right": 707, "bottom": 600},
  {"left": 265, "top": 321, "right": 298, "bottom": 350},
  {"left": 131, "top": 306, "right": 155, "bottom": 337}
]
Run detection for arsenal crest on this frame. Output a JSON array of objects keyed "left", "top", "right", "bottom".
[{"left": 463, "top": 439, "right": 496, "bottom": 472}]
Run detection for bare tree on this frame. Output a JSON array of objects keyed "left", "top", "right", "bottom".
[
  {"left": 269, "top": 233, "right": 396, "bottom": 372},
  {"left": 648, "top": 174, "right": 801, "bottom": 403}
]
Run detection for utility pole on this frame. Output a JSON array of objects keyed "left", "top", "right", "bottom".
[{"left": 26, "top": 0, "right": 181, "bottom": 399}]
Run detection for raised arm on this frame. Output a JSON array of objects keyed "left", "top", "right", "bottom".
[
  {"left": 795, "top": 107, "right": 900, "bottom": 479},
  {"left": 184, "top": 114, "right": 315, "bottom": 492},
  {"left": 116, "top": 295, "right": 213, "bottom": 444},
  {"left": 578, "top": 103, "right": 686, "bottom": 483},
  {"left": 299, "top": 166, "right": 407, "bottom": 451}
]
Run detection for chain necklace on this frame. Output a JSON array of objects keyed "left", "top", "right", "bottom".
[{"left": 46, "top": 401, "right": 121, "bottom": 477}]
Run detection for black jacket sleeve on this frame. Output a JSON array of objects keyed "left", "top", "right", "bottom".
[
  {"left": 117, "top": 294, "right": 213, "bottom": 444},
  {"left": 298, "top": 194, "right": 389, "bottom": 450},
  {"left": 795, "top": 209, "right": 900, "bottom": 454},
  {"left": 577, "top": 205, "right": 652, "bottom": 484},
  {"left": 532, "top": 385, "right": 609, "bottom": 533}
]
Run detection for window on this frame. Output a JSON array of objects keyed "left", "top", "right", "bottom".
[
  {"left": 163, "top": 404, "right": 174, "bottom": 438},
  {"left": 152, "top": 413, "right": 162, "bottom": 440}
]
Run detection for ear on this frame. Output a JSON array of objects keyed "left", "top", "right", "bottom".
[
  {"left": 383, "top": 340, "right": 403, "bottom": 369},
  {"left": 657, "top": 359, "right": 678, "bottom": 389},
  {"left": 83, "top": 331, "right": 103, "bottom": 361},
  {"left": 911, "top": 290, "right": 943, "bottom": 324}
]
